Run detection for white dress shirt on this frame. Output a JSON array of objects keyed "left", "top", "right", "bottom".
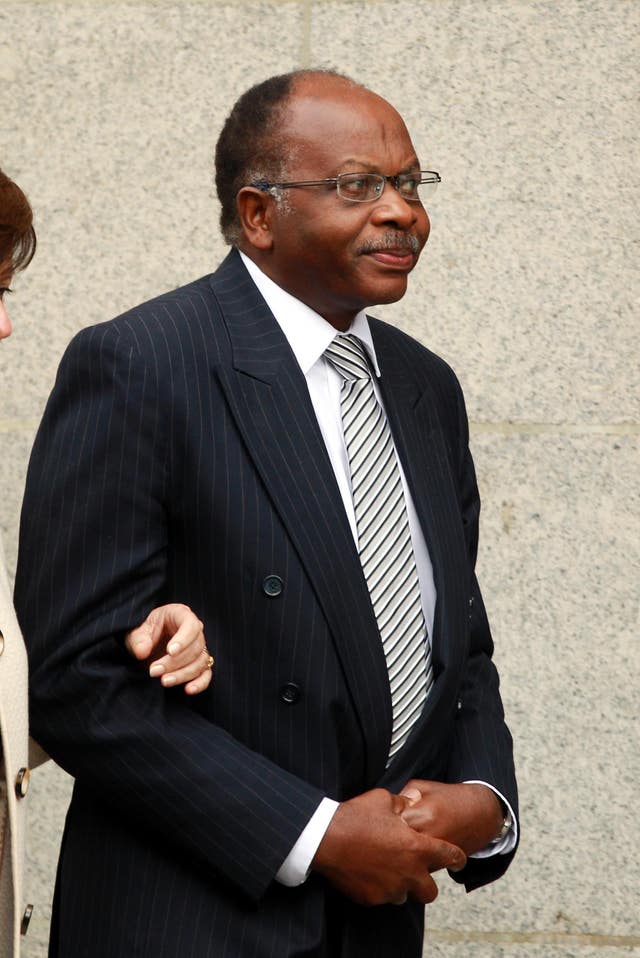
[{"left": 239, "top": 253, "right": 517, "bottom": 886}]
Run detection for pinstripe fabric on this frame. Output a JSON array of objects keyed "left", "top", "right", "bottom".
[
  {"left": 14, "top": 250, "right": 517, "bottom": 956},
  {"left": 324, "top": 335, "right": 433, "bottom": 760}
]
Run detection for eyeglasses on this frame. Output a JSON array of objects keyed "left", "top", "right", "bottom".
[{"left": 249, "top": 170, "right": 441, "bottom": 204}]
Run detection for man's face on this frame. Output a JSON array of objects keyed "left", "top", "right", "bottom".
[{"left": 254, "top": 77, "right": 431, "bottom": 330}]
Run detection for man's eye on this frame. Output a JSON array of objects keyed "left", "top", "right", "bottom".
[
  {"left": 399, "top": 177, "right": 420, "bottom": 196},
  {"left": 0, "top": 287, "right": 13, "bottom": 301},
  {"left": 341, "top": 176, "right": 369, "bottom": 196}
]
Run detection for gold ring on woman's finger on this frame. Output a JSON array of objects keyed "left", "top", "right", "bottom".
[{"left": 203, "top": 652, "right": 214, "bottom": 670}]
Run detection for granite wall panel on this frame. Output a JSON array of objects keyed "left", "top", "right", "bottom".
[{"left": 1, "top": 2, "right": 637, "bottom": 955}]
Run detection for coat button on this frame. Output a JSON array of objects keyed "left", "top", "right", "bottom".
[
  {"left": 21, "top": 904, "right": 33, "bottom": 936},
  {"left": 263, "top": 575, "right": 283, "bottom": 598},
  {"left": 0, "top": 628, "right": 4, "bottom": 655},
  {"left": 279, "top": 682, "right": 300, "bottom": 704},
  {"left": 15, "top": 767, "right": 30, "bottom": 799},
  {"left": 468, "top": 596, "right": 474, "bottom": 608}
]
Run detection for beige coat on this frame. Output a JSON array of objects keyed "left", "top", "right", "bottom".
[{"left": 0, "top": 534, "right": 46, "bottom": 958}]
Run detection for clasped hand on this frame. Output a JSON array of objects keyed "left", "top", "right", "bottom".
[
  {"left": 399, "top": 779, "right": 504, "bottom": 857},
  {"left": 312, "top": 780, "right": 503, "bottom": 908}
]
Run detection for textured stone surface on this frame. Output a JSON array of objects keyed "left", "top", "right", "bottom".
[
  {"left": 0, "top": 427, "right": 38, "bottom": 576},
  {"left": 425, "top": 941, "right": 640, "bottom": 958},
  {"left": 1, "top": 2, "right": 638, "bottom": 957},
  {"left": 23, "top": 763, "right": 73, "bottom": 958},
  {"left": 0, "top": 0, "right": 303, "bottom": 421},
  {"left": 311, "top": 0, "right": 639, "bottom": 425},
  {"left": 430, "top": 431, "right": 639, "bottom": 937}
]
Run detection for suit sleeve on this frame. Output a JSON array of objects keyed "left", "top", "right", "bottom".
[
  {"left": 444, "top": 374, "right": 519, "bottom": 891},
  {"left": 14, "top": 322, "right": 323, "bottom": 902}
]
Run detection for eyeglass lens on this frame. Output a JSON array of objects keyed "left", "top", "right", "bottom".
[{"left": 336, "top": 172, "right": 438, "bottom": 203}]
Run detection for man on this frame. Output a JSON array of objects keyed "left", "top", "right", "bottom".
[
  {"left": 0, "top": 167, "right": 211, "bottom": 958},
  {"left": 15, "top": 70, "right": 518, "bottom": 957}
]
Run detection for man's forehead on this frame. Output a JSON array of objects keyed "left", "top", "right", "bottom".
[
  {"left": 280, "top": 82, "right": 417, "bottom": 171},
  {"left": 285, "top": 79, "right": 408, "bottom": 137},
  {"left": 288, "top": 74, "right": 397, "bottom": 121}
]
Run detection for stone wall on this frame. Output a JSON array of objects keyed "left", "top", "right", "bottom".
[{"left": 1, "top": 2, "right": 637, "bottom": 955}]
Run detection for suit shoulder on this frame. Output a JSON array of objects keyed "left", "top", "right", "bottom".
[
  {"left": 367, "top": 314, "right": 463, "bottom": 395},
  {"left": 65, "top": 273, "right": 228, "bottom": 363}
]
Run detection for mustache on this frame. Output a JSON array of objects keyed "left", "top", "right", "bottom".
[{"left": 357, "top": 232, "right": 421, "bottom": 255}]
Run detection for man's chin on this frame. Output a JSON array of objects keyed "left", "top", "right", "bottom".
[{"left": 365, "top": 275, "right": 410, "bottom": 308}]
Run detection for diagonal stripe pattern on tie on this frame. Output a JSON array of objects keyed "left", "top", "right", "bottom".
[{"left": 324, "top": 333, "right": 433, "bottom": 760}]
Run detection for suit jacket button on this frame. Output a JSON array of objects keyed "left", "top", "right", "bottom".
[
  {"left": 0, "top": 629, "right": 4, "bottom": 655},
  {"left": 280, "top": 682, "right": 300, "bottom": 704},
  {"left": 15, "top": 767, "right": 30, "bottom": 798},
  {"left": 263, "top": 575, "right": 283, "bottom": 598},
  {"left": 468, "top": 596, "right": 474, "bottom": 608},
  {"left": 21, "top": 904, "right": 33, "bottom": 936}
]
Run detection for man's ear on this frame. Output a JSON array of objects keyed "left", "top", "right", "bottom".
[{"left": 236, "top": 187, "right": 274, "bottom": 251}]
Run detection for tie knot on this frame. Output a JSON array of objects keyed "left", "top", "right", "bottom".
[{"left": 324, "top": 334, "right": 371, "bottom": 382}]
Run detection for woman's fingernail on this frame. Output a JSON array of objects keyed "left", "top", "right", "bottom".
[
  {"left": 149, "top": 663, "right": 164, "bottom": 677},
  {"left": 162, "top": 674, "right": 176, "bottom": 686},
  {"left": 167, "top": 642, "right": 181, "bottom": 655}
]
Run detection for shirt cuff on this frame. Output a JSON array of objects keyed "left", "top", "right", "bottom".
[
  {"left": 463, "top": 780, "right": 518, "bottom": 858},
  {"left": 275, "top": 797, "right": 340, "bottom": 886}
]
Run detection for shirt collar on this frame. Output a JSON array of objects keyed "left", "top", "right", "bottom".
[{"left": 239, "top": 251, "right": 381, "bottom": 377}]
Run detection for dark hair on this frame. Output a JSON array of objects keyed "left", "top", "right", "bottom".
[
  {"left": 215, "top": 69, "right": 357, "bottom": 246},
  {"left": 0, "top": 168, "right": 37, "bottom": 274},
  {"left": 215, "top": 72, "right": 296, "bottom": 246}
]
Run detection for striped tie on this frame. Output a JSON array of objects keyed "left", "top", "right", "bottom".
[{"left": 324, "top": 334, "right": 434, "bottom": 760}]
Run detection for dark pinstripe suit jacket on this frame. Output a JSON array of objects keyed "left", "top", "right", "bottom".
[{"left": 15, "top": 250, "right": 517, "bottom": 958}]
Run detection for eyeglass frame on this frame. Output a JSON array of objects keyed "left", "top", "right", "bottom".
[{"left": 247, "top": 170, "right": 441, "bottom": 203}]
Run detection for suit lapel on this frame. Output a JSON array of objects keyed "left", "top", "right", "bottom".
[
  {"left": 371, "top": 320, "right": 471, "bottom": 767},
  {"left": 209, "top": 253, "right": 392, "bottom": 785}
]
